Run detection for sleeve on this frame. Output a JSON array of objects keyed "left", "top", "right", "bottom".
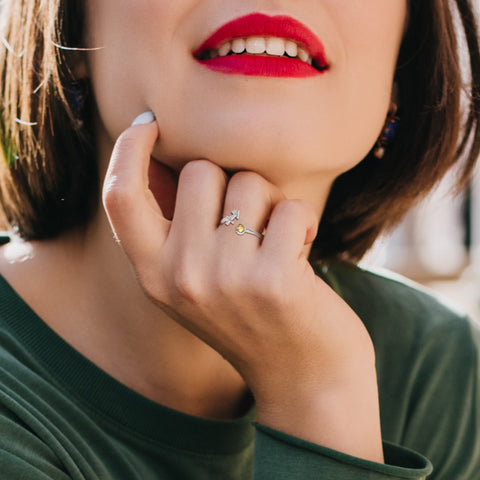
[
  {"left": 253, "top": 424, "right": 432, "bottom": 480},
  {"left": 398, "top": 316, "right": 480, "bottom": 480},
  {"left": 251, "top": 315, "right": 480, "bottom": 480}
]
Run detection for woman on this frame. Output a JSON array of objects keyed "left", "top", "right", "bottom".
[{"left": 0, "top": 0, "right": 479, "bottom": 478}]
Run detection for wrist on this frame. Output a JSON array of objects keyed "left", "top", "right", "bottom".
[{"left": 254, "top": 358, "right": 384, "bottom": 463}]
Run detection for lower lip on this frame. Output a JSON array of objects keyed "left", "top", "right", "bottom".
[{"left": 196, "top": 54, "right": 324, "bottom": 78}]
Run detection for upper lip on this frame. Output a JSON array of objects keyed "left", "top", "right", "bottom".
[{"left": 193, "top": 13, "right": 329, "bottom": 70}]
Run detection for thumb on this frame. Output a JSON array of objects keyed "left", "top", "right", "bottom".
[{"left": 103, "top": 111, "right": 170, "bottom": 258}]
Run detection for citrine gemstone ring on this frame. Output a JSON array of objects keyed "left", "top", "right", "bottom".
[
  {"left": 220, "top": 210, "right": 264, "bottom": 241},
  {"left": 235, "top": 223, "right": 264, "bottom": 241}
]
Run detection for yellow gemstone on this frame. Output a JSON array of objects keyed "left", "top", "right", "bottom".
[{"left": 236, "top": 224, "right": 245, "bottom": 234}]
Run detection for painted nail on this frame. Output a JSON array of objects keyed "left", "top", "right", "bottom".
[{"left": 131, "top": 111, "right": 156, "bottom": 126}]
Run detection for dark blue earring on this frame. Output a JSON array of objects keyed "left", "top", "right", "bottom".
[
  {"left": 374, "top": 103, "right": 400, "bottom": 159},
  {"left": 65, "top": 81, "right": 89, "bottom": 130},
  {"left": 65, "top": 81, "right": 87, "bottom": 116}
]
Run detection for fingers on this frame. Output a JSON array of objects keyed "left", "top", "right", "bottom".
[
  {"left": 218, "top": 171, "right": 285, "bottom": 250},
  {"left": 103, "top": 113, "right": 319, "bottom": 276},
  {"left": 170, "top": 160, "right": 228, "bottom": 242},
  {"left": 103, "top": 119, "right": 170, "bottom": 258},
  {"left": 219, "top": 172, "right": 318, "bottom": 260},
  {"left": 262, "top": 200, "right": 319, "bottom": 260},
  {"left": 171, "top": 167, "right": 285, "bottom": 253}
]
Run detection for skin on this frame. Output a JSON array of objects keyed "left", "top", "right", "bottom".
[{"left": 0, "top": 0, "right": 407, "bottom": 464}]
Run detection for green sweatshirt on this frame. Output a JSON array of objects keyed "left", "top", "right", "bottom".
[{"left": 0, "top": 261, "right": 478, "bottom": 479}]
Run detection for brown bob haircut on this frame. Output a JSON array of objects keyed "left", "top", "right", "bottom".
[{"left": 0, "top": 0, "right": 479, "bottom": 262}]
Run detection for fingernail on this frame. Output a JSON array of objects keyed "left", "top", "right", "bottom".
[{"left": 131, "top": 111, "right": 156, "bottom": 126}]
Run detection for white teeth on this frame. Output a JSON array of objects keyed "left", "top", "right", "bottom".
[
  {"left": 218, "top": 42, "right": 231, "bottom": 56},
  {"left": 210, "top": 36, "right": 315, "bottom": 67},
  {"left": 245, "top": 37, "right": 266, "bottom": 54},
  {"left": 285, "top": 40, "right": 298, "bottom": 58},
  {"left": 297, "top": 47, "right": 309, "bottom": 63},
  {"left": 231, "top": 38, "right": 246, "bottom": 54},
  {"left": 266, "top": 37, "right": 285, "bottom": 56}
]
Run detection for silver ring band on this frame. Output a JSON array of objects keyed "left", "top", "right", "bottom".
[
  {"left": 220, "top": 210, "right": 263, "bottom": 241},
  {"left": 235, "top": 224, "right": 264, "bottom": 241}
]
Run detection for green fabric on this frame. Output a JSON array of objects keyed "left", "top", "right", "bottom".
[{"left": 0, "top": 260, "right": 478, "bottom": 479}]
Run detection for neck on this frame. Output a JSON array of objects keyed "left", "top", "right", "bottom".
[
  {"left": 0, "top": 152, "right": 332, "bottom": 421},
  {"left": 0, "top": 212, "right": 251, "bottom": 419}
]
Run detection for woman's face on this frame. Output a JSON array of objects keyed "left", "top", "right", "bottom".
[{"left": 84, "top": 0, "right": 407, "bottom": 193}]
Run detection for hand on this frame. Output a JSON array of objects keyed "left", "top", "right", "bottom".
[{"left": 103, "top": 120, "right": 384, "bottom": 463}]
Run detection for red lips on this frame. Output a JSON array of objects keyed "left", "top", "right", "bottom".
[{"left": 194, "top": 13, "right": 329, "bottom": 78}]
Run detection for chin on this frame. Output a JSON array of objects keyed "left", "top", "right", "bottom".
[
  {"left": 156, "top": 112, "right": 296, "bottom": 156},
  {"left": 153, "top": 123, "right": 362, "bottom": 188}
]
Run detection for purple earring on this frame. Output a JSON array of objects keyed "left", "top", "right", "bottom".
[{"left": 373, "top": 103, "right": 400, "bottom": 159}]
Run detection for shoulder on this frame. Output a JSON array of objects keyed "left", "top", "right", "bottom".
[
  {"left": 314, "top": 259, "right": 479, "bottom": 417},
  {"left": 314, "top": 260, "right": 473, "bottom": 343},
  {"left": 315, "top": 261, "right": 480, "bottom": 477}
]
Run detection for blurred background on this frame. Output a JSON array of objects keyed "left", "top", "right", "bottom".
[
  {"left": 361, "top": 2, "right": 480, "bottom": 323},
  {"left": 0, "top": 4, "right": 478, "bottom": 322},
  {"left": 362, "top": 166, "right": 480, "bottom": 323}
]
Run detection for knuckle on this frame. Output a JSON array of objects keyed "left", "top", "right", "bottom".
[
  {"left": 178, "top": 161, "right": 227, "bottom": 200},
  {"left": 275, "top": 199, "right": 305, "bottom": 217},
  {"left": 180, "top": 159, "right": 226, "bottom": 185},
  {"left": 103, "top": 134, "right": 141, "bottom": 215},
  {"left": 247, "top": 265, "right": 285, "bottom": 301},
  {"left": 171, "top": 263, "right": 205, "bottom": 305},
  {"left": 228, "top": 171, "right": 268, "bottom": 196},
  {"left": 102, "top": 179, "right": 135, "bottom": 216},
  {"left": 214, "top": 261, "right": 241, "bottom": 296},
  {"left": 135, "top": 267, "right": 164, "bottom": 302}
]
